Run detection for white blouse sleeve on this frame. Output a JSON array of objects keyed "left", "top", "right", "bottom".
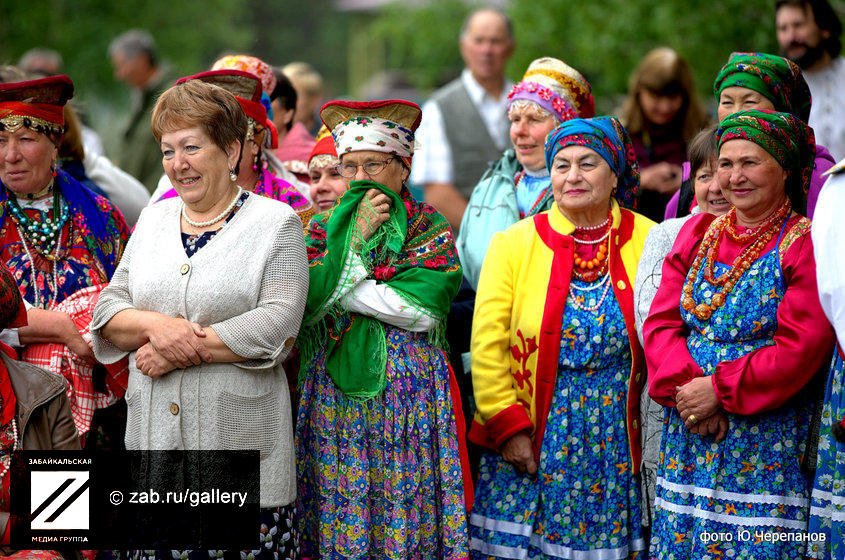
[
  {"left": 344, "top": 280, "right": 436, "bottom": 332},
  {"left": 812, "top": 171, "right": 845, "bottom": 349},
  {"left": 634, "top": 223, "right": 675, "bottom": 347},
  {"left": 335, "top": 254, "right": 436, "bottom": 332}
]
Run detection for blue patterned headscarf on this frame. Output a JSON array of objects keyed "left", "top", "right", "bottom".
[{"left": 544, "top": 116, "right": 640, "bottom": 209}]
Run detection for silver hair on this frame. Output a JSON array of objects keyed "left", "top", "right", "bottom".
[
  {"left": 508, "top": 99, "right": 559, "bottom": 124},
  {"left": 109, "top": 29, "right": 157, "bottom": 65},
  {"left": 459, "top": 7, "right": 514, "bottom": 42}
]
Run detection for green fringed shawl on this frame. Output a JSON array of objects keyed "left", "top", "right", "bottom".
[{"left": 301, "top": 179, "right": 462, "bottom": 400}]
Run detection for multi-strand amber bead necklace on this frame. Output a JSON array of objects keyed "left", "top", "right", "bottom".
[{"left": 682, "top": 199, "right": 791, "bottom": 321}]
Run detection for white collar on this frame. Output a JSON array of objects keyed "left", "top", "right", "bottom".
[
  {"left": 524, "top": 165, "right": 549, "bottom": 178},
  {"left": 461, "top": 68, "right": 511, "bottom": 104}
]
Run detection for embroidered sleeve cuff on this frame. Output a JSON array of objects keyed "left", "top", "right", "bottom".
[{"left": 485, "top": 404, "right": 533, "bottom": 449}]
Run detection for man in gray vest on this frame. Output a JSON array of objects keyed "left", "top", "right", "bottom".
[{"left": 411, "top": 7, "right": 514, "bottom": 231}]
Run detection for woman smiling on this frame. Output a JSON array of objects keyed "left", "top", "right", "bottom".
[
  {"left": 469, "top": 116, "right": 653, "bottom": 559},
  {"left": 92, "top": 79, "right": 308, "bottom": 559},
  {"left": 645, "top": 109, "right": 834, "bottom": 559}
]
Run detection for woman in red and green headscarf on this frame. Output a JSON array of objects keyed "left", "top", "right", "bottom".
[
  {"left": 296, "top": 99, "right": 469, "bottom": 558},
  {"left": 645, "top": 109, "right": 834, "bottom": 559},
  {"left": 669, "top": 51, "right": 835, "bottom": 220},
  {"left": 712, "top": 52, "right": 835, "bottom": 218}
]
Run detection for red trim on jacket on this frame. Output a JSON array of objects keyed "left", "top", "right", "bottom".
[
  {"left": 607, "top": 210, "right": 645, "bottom": 473},
  {"left": 446, "top": 360, "right": 474, "bottom": 512},
  {"left": 468, "top": 210, "right": 646, "bottom": 475},
  {"left": 532, "top": 213, "right": 573, "bottom": 461},
  {"left": 531, "top": 211, "right": 644, "bottom": 473}
]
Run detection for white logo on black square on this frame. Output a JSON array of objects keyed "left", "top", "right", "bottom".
[{"left": 30, "top": 471, "right": 90, "bottom": 530}]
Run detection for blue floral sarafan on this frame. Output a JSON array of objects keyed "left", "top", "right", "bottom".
[
  {"left": 469, "top": 279, "right": 646, "bottom": 559},
  {"left": 650, "top": 229, "right": 815, "bottom": 560},
  {"left": 807, "top": 350, "right": 845, "bottom": 559}
]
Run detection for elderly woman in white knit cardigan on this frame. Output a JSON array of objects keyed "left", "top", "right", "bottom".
[{"left": 90, "top": 78, "right": 308, "bottom": 557}]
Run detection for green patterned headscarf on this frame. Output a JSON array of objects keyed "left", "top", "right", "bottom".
[
  {"left": 713, "top": 52, "right": 811, "bottom": 122},
  {"left": 717, "top": 109, "right": 816, "bottom": 213}
]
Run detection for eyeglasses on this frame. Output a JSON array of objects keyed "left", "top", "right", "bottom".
[{"left": 337, "top": 157, "right": 394, "bottom": 178}]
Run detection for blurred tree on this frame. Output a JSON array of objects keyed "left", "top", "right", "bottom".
[
  {"left": 248, "top": 0, "right": 352, "bottom": 98},
  {"left": 509, "top": 0, "right": 778, "bottom": 114},
  {"left": 370, "top": 0, "right": 845, "bottom": 115},
  {"left": 0, "top": 0, "right": 253, "bottom": 142},
  {"left": 371, "top": 0, "right": 469, "bottom": 90}
]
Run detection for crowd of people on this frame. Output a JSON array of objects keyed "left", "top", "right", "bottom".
[{"left": 1, "top": 1, "right": 845, "bottom": 559}]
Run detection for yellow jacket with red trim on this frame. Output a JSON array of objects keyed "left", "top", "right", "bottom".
[{"left": 469, "top": 200, "right": 654, "bottom": 473}]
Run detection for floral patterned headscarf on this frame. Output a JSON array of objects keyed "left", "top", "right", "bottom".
[
  {"left": 713, "top": 52, "right": 812, "bottom": 122},
  {"left": 544, "top": 116, "right": 640, "bottom": 209},
  {"left": 212, "top": 55, "right": 277, "bottom": 96},
  {"left": 331, "top": 117, "right": 415, "bottom": 159},
  {"left": 717, "top": 109, "right": 816, "bottom": 206},
  {"left": 321, "top": 99, "right": 421, "bottom": 169},
  {"left": 507, "top": 56, "right": 594, "bottom": 122}
]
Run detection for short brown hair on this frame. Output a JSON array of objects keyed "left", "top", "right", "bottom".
[
  {"left": 151, "top": 80, "right": 247, "bottom": 156},
  {"left": 687, "top": 125, "right": 719, "bottom": 176},
  {"left": 620, "top": 47, "right": 708, "bottom": 143}
]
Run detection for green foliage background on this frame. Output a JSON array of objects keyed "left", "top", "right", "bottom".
[
  {"left": 373, "top": 0, "right": 845, "bottom": 114},
  {"left": 0, "top": 0, "right": 348, "bottom": 150},
  {"left": 1, "top": 0, "right": 843, "bottom": 143}
]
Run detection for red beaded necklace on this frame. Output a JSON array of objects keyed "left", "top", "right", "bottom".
[
  {"left": 682, "top": 199, "right": 791, "bottom": 321},
  {"left": 572, "top": 209, "right": 612, "bottom": 283}
]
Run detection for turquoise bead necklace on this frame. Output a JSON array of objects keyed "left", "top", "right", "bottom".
[{"left": 5, "top": 183, "right": 69, "bottom": 255}]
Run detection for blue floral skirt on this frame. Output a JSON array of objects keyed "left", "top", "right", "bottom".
[
  {"left": 808, "top": 350, "right": 845, "bottom": 559},
  {"left": 469, "top": 281, "right": 644, "bottom": 559}
]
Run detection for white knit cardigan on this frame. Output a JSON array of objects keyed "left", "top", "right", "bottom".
[{"left": 91, "top": 193, "right": 308, "bottom": 507}]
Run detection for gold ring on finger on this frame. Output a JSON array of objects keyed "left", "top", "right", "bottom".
[{"left": 688, "top": 414, "right": 698, "bottom": 425}]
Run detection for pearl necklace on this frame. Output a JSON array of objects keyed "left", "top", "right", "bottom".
[
  {"left": 181, "top": 187, "right": 243, "bottom": 228},
  {"left": 568, "top": 273, "right": 612, "bottom": 312},
  {"left": 572, "top": 230, "right": 610, "bottom": 245},
  {"left": 575, "top": 213, "right": 611, "bottom": 231}
]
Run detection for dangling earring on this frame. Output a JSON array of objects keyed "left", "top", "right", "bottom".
[
  {"left": 229, "top": 168, "right": 237, "bottom": 182},
  {"left": 50, "top": 160, "right": 58, "bottom": 178},
  {"left": 252, "top": 153, "right": 260, "bottom": 173}
]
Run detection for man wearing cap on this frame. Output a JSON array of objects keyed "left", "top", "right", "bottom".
[
  {"left": 411, "top": 7, "right": 515, "bottom": 231},
  {"left": 109, "top": 29, "right": 172, "bottom": 194}
]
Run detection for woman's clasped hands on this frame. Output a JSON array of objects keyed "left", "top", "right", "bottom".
[
  {"left": 136, "top": 315, "right": 212, "bottom": 378},
  {"left": 675, "top": 376, "right": 729, "bottom": 442}
]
